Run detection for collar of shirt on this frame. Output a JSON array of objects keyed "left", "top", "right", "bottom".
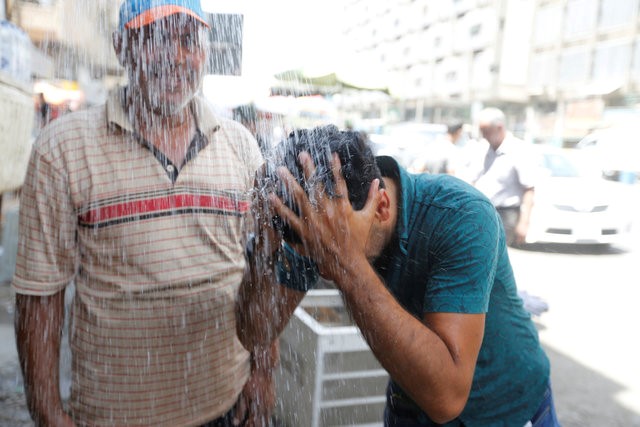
[
  {"left": 493, "top": 132, "right": 518, "bottom": 156},
  {"left": 376, "top": 155, "right": 413, "bottom": 256}
]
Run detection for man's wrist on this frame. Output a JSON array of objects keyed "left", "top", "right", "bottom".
[{"left": 330, "top": 254, "right": 371, "bottom": 294}]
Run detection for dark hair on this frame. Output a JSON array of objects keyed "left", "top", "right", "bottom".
[
  {"left": 447, "top": 122, "right": 463, "bottom": 135},
  {"left": 262, "top": 125, "right": 383, "bottom": 243},
  {"left": 233, "top": 104, "right": 258, "bottom": 124}
]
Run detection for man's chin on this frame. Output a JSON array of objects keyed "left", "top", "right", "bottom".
[{"left": 150, "top": 96, "right": 193, "bottom": 117}]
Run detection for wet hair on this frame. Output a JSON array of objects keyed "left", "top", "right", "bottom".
[{"left": 263, "top": 125, "right": 383, "bottom": 243}]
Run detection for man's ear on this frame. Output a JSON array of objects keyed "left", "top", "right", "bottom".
[
  {"left": 376, "top": 188, "right": 392, "bottom": 223},
  {"left": 112, "top": 31, "right": 127, "bottom": 66}
]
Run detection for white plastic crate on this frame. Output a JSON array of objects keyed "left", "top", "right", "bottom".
[
  {"left": 276, "top": 289, "right": 389, "bottom": 427},
  {"left": 0, "top": 73, "right": 34, "bottom": 193}
]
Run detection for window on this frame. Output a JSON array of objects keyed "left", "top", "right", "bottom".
[
  {"left": 599, "top": 0, "right": 638, "bottom": 30},
  {"left": 593, "top": 40, "right": 632, "bottom": 82},
  {"left": 529, "top": 53, "right": 557, "bottom": 88},
  {"left": 534, "top": 4, "right": 563, "bottom": 46},
  {"left": 564, "top": 0, "right": 598, "bottom": 39},
  {"left": 558, "top": 48, "right": 590, "bottom": 84}
]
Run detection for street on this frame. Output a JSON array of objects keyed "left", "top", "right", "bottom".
[
  {"left": 509, "top": 234, "right": 640, "bottom": 426},
  {"left": 1, "top": 195, "right": 640, "bottom": 426}
]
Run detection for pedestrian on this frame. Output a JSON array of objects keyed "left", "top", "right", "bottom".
[
  {"left": 468, "top": 107, "right": 539, "bottom": 246},
  {"left": 408, "top": 121, "right": 468, "bottom": 176},
  {"left": 233, "top": 103, "right": 272, "bottom": 156},
  {"left": 237, "top": 125, "right": 560, "bottom": 426},
  {"left": 13, "top": 1, "right": 276, "bottom": 426}
]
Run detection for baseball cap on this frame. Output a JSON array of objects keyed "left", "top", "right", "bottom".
[{"left": 118, "top": 0, "right": 210, "bottom": 31}]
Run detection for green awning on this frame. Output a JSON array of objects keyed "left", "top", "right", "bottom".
[{"left": 273, "top": 70, "right": 390, "bottom": 96}]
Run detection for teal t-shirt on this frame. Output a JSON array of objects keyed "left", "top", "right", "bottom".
[{"left": 375, "top": 157, "right": 550, "bottom": 426}]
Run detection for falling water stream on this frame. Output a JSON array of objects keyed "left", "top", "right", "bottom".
[{"left": 1, "top": 1, "right": 387, "bottom": 426}]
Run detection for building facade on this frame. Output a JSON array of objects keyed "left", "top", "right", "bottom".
[{"left": 342, "top": 0, "right": 640, "bottom": 143}]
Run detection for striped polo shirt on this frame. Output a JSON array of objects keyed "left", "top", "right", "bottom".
[{"left": 12, "top": 88, "right": 263, "bottom": 426}]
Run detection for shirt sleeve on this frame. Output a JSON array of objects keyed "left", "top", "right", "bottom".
[
  {"left": 11, "top": 136, "right": 78, "bottom": 296},
  {"left": 423, "top": 199, "right": 502, "bottom": 314}
]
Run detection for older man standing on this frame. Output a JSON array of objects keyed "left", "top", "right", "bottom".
[
  {"left": 469, "top": 107, "right": 539, "bottom": 246},
  {"left": 13, "top": 1, "right": 275, "bottom": 426}
]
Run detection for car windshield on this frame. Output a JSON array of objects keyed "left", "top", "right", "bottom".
[{"left": 542, "top": 152, "right": 580, "bottom": 178}]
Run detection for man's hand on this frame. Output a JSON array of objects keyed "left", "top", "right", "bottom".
[
  {"left": 233, "top": 342, "right": 279, "bottom": 426},
  {"left": 268, "top": 152, "right": 381, "bottom": 283},
  {"left": 514, "top": 220, "right": 529, "bottom": 245},
  {"left": 40, "top": 411, "right": 76, "bottom": 427},
  {"left": 15, "top": 292, "right": 76, "bottom": 427}
]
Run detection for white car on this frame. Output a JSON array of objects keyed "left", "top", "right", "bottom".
[
  {"left": 526, "top": 146, "right": 636, "bottom": 246},
  {"left": 368, "top": 122, "right": 447, "bottom": 169},
  {"left": 576, "top": 126, "right": 640, "bottom": 184}
]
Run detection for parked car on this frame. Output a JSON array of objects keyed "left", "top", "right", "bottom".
[
  {"left": 575, "top": 126, "right": 640, "bottom": 184},
  {"left": 526, "top": 146, "right": 635, "bottom": 246},
  {"left": 368, "top": 122, "right": 447, "bottom": 168}
]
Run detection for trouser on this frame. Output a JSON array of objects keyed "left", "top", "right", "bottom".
[
  {"left": 384, "top": 383, "right": 561, "bottom": 427},
  {"left": 496, "top": 206, "right": 521, "bottom": 247},
  {"left": 526, "top": 384, "right": 562, "bottom": 427}
]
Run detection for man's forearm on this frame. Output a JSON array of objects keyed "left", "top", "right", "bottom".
[
  {"left": 514, "top": 188, "right": 534, "bottom": 244},
  {"left": 236, "top": 247, "right": 305, "bottom": 348},
  {"left": 334, "top": 257, "right": 477, "bottom": 423},
  {"left": 519, "top": 188, "right": 534, "bottom": 226},
  {"left": 15, "top": 291, "right": 71, "bottom": 426}
]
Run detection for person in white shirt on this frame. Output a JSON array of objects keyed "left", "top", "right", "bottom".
[{"left": 468, "top": 108, "right": 539, "bottom": 246}]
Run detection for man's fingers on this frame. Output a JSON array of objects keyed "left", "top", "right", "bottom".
[
  {"left": 268, "top": 192, "right": 305, "bottom": 240},
  {"left": 298, "top": 151, "right": 316, "bottom": 181},
  {"left": 330, "top": 152, "right": 348, "bottom": 198},
  {"left": 275, "top": 166, "right": 307, "bottom": 208}
]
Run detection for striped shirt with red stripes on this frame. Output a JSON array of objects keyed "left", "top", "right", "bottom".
[{"left": 12, "top": 88, "right": 263, "bottom": 426}]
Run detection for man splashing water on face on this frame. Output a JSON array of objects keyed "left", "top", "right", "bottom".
[
  {"left": 13, "top": 1, "right": 277, "bottom": 426},
  {"left": 238, "top": 125, "right": 561, "bottom": 427}
]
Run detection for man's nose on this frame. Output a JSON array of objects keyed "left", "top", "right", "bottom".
[{"left": 148, "top": 40, "right": 188, "bottom": 63}]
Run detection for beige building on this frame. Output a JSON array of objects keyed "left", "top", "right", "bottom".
[
  {"left": 6, "top": 0, "right": 122, "bottom": 104},
  {"left": 342, "top": 0, "right": 640, "bottom": 143},
  {"left": 529, "top": 0, "right": 640, "bottom": 140},
  {"left": 5, "top": 0, "right": 245, "bottom": 105}
]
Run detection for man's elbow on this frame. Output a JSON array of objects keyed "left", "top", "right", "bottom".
[
  {"left": 430, "top": 400, "right": 467, "bottom": 424},
  {"left": 417, "top": 389, "right": 469, "bottom": 424}
]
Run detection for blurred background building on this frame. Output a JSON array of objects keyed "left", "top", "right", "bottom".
[
  {"left": 1, "top": 0, "right": 639, "bottom": 142},
  {"left": 342, "top": 0, "right": 640, "bottom": 144}
]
